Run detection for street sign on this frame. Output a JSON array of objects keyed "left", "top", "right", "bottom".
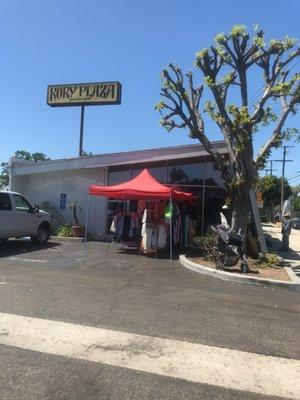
[{"left": 47, "top": 81, "right": 122, "bottom": 107}]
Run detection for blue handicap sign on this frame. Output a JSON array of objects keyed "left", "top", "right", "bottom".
[{"left": 60, "top": 193, "right": 66, "bottom": 209}]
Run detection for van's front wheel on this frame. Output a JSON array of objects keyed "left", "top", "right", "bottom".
[{"left": 31, "top": 224, "right": 50, "bottom": 244}]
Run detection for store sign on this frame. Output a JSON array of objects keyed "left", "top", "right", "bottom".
[{"left": 47, "top": 81, "right": 122, "bottom": 107}]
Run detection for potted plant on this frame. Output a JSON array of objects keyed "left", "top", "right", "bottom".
[{"left": 68, "top": 201, "right": 85, "bottom": 237}]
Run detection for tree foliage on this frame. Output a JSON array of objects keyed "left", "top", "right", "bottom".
[
  {"left": 291, "top": 184, "right": 300, "bottom": 211},
  {"left": 156, "top": 25, "right": 300, "bottom": 233},
  {"left": 81, "top": 150, "right": 93, "bottom": 157},
  {"left": 258, "top": 175, "right": 292, "bottom": 208},
  {"left": 0, "top": 150, "right": 50, "bottom": 188}
]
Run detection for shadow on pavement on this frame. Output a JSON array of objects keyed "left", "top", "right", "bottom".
[
  {"left": 0, "top": 238, "right": 61, "bottom": 259},
  {"left": 103, "top": 240, "right": 180, "bottom": 260},
  {"left": 278, "top": 250, "right": 300, "bottom": 261},
  {"left": 264, "top": 233, "right": 300, "bottom": 262}
]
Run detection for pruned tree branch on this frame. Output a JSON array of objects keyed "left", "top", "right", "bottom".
[
  {"left": 157, "top": 65, "right": 227, "bottom": 171},
  {"left": 156, "top": 25, "right": 300, "bottom": 234},
  {"left": 255, "top": 99, "right": 297, "bottom": 170}
]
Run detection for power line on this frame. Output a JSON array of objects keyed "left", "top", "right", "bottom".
[
  {"left": 287, "top": 171, "right": 300, "bottom": 180},
  {"left": 263, "top": 160, "right": 277, "bottom": 176},
  {"left": 288, "top": 174, "right": 300, "bottom": 182},
  {"left": 286, "top": 170, "right": 300, "bottom": 177},
  {"left": 249, "top": 57, "right": 300, "bottom": 111}
]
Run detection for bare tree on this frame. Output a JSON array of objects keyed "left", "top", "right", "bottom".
[{"left": 156, "top": 25, "right": 300, "bottom": 236}]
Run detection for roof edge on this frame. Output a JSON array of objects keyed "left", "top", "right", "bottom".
[{"left": 10, "top": 141, "right": 226, "bottom": 167}]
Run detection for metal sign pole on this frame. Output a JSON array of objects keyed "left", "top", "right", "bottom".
[
  {"left": 84, "top": 194, "right": 90, "bottom": 250},
  {"left": 249, "top": 189, "right": 267, "bottom": 254},
  {"left": 79, "top": 105, "right": 85, "bottom": 157},
  {"left": 169, "top": 196, "right": 173, "bottom": 261}
]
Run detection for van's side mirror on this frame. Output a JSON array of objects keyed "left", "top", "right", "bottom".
[{"left": 34, "top": 205, "right": 39, "bottom": 213}]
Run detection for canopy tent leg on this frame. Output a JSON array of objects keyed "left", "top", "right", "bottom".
[
  {"left": 169, "top": 196, "right": 173, "bottom": 261},
  {"left": 84, "top": 194, "right": 90, "bottom": 250}
]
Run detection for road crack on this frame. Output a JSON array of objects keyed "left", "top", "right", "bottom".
[{"left": 108, "top": 279, "right": 131, "bottom": 313}]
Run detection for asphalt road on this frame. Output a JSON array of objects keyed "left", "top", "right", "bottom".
[{"left": 0, "top": 239, "right": 299, "bottom": 400}]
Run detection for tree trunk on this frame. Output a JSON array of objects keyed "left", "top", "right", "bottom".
[{"left": 230, "top": 184, "right": 251, "bottom": 237}]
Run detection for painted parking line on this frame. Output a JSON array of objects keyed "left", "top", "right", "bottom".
[
  {"left": 9, "top": 257, "right": 49, "bottom": 263},
  {"left": 0, "top": 312, "right": 299, "bottom": 399}
]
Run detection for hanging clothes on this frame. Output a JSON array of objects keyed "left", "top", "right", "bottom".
[
  {"left": 157, "top": 223, "right": 167, "bottom": 249},
  {"left": 142, "top": 227, "right": 157, "bottom": 251},
  {"left": 110, "top": 213, "right": 141, "bottom": 241}
]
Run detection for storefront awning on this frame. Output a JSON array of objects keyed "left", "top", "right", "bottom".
[{"left": 89, "top": 168, "right": 194, "bottom": 201}]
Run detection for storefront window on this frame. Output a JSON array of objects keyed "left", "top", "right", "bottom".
[
  {"left": 205, "top": 162, "right": 224, "bottom": 188},
  {"left": 106, "top": 158, "right": 227, "bottom": 236},
  {"left": 132, "top": 164, "right": 166, "bottom": 183},
  {"left": 167, "top": 161, "right": 205, "bottom": 185}
]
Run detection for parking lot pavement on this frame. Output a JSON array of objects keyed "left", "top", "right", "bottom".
[{"left": 0, "top": 238, "right": 299, "bottom": 399}]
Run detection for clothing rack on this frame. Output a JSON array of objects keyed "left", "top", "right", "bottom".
[{"left": 105, "top": 210, "right": 138, "bottom": 253}]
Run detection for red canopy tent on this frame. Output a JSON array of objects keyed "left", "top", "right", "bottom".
[
  {"left": 85, "top": 169, "right": 194, "bottom": 259},
  {"left": 89, "top": 168, "right": 194, "bottom": 201}
]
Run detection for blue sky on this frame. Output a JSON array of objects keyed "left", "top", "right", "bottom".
[{"left": 0, "top": 0, "right": 300, "bottom": 183}]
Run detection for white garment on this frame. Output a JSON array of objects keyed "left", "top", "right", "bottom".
[
  {"left": 141, "top": 209, "right": 147, "bottom": 237},
  {"left": 142, "top": 227, "right": 156, "bottom": 251}
]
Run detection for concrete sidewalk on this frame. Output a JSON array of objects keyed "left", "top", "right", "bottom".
[{"left": 263, "top": 223, "right": 300, "bottom": 275}]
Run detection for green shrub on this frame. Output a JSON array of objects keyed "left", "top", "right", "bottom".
[
  {"left": 192, "top": 235, "right": 218, "bottom": 262},
  {"left": 259, "top": 253, "right": 282, "bottom": 268},
  {"left": 57, "top": 224, "right": 73, "bottom": 237}
]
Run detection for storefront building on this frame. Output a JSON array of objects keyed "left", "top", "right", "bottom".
[{"left": 9, "top": 141, "right": 227, "bottom": 239}]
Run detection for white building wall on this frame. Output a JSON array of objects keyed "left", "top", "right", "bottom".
[{"left": 11, "top": 168, "right": 108, "bottom": 239}]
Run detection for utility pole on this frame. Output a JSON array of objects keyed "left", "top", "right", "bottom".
[
  {"left": 275, "top": 146, "right": 293, "bottom": 216},
  {"left": 263, "top": 168, "right": 271, "bottom": 176},
  {"left": 269, "top": 160, "right": 276, "bottom": 176},
  {"left": 263, "top": 160, "right": 276, "bottom": 176}
]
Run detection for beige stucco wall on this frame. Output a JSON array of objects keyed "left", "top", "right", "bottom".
[{"left": 10, "top": 168, "right": 108, "bottom": 239}]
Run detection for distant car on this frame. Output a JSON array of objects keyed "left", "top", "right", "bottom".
[
  {"left": 292, "top": 218, "right": 300, "bottom": 230},
  {"left": 0, "top": 191, "right": 52, "bottom": 243}
]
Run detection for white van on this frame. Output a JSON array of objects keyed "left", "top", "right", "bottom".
[{"left": 0, "top": 191, "right": 52, "bottom": 243}]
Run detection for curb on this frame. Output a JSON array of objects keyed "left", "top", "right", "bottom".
[
  {"left": 284, "top": 266, "right": 300, "bottom": 283},
  {"left": 179, "top": 255, "right": 300, "bottom": 292}
]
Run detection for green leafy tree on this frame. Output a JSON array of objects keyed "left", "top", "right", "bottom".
[
  {"left": 291, "top": 185, "right": 300, "bottom": 211},
  {"left": 81, "top": 150, "right": 93, "bottom": 156},
  {"left": 156, "top": 25, "right": 300, "bottom": 235},
  {"left": 0, "top": 150, "right": 50, "bottom": 188},
  {"left": 0, "top": 162, "right": 9, "bottom": 188},
  {"left": 258, "top": 175, "right": 292, "bottom": 220}
]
